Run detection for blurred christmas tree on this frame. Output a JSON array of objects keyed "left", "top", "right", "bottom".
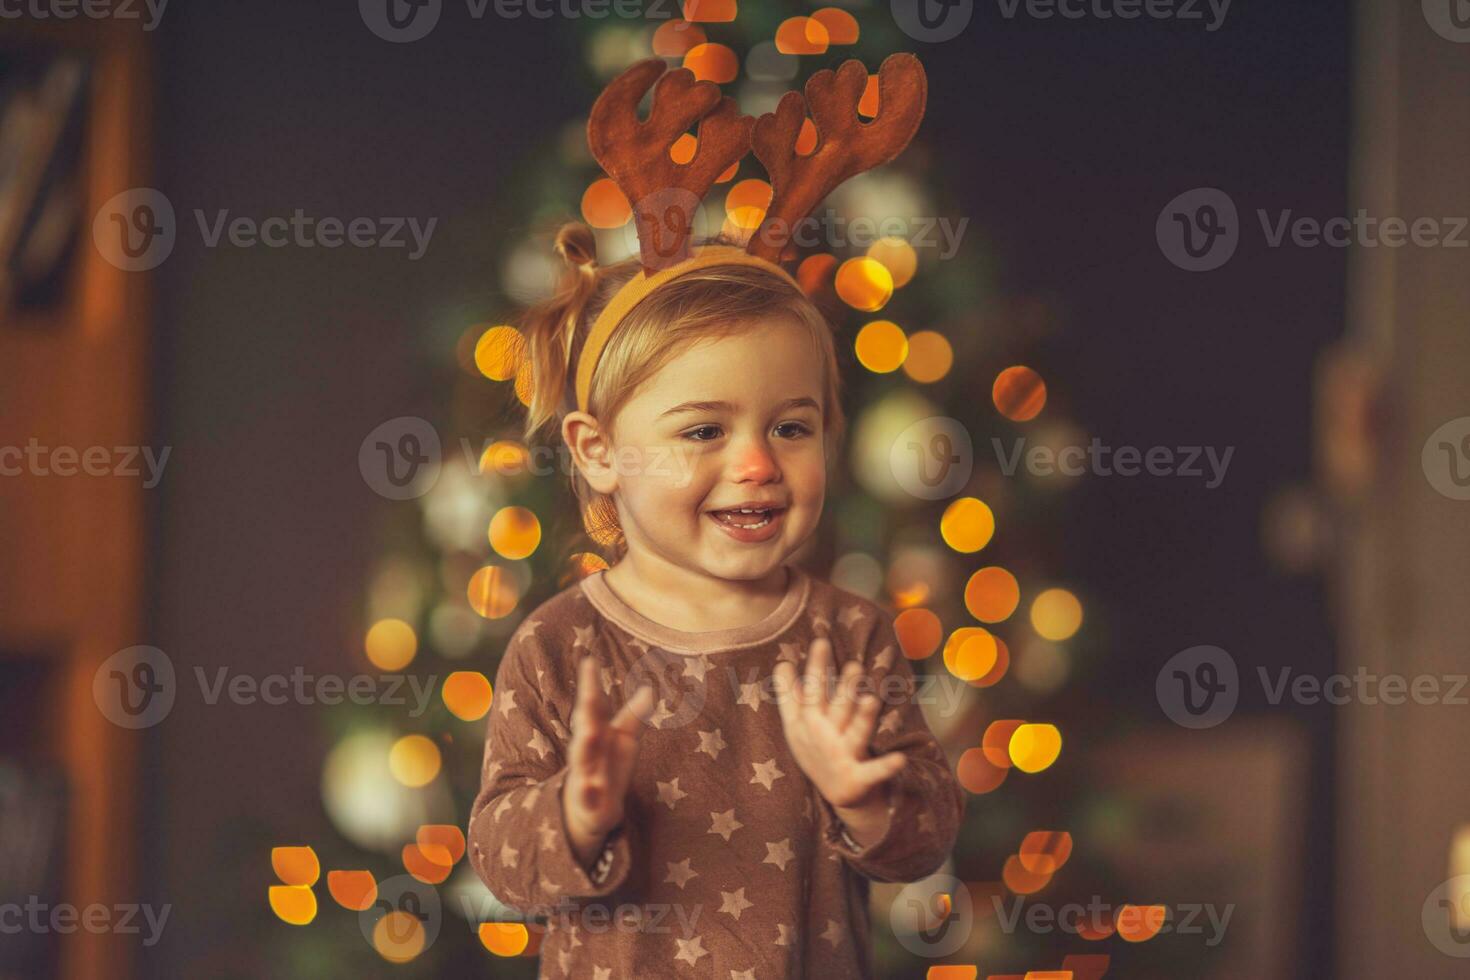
[{"left": 269, "top": 5, "right": 1128, "bottom": 978}]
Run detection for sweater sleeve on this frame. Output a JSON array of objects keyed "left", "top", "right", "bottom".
[
  {"left": 466, "top": 627, "right": 634, "bottom": 914},
  {"left": 816, "top": 610, "right": 965, "bottom": 883}
]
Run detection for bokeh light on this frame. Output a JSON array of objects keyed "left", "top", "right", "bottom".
[
  {"left": 652, "top": 19, "right": 706, "bottom": 55},
  {"left": 388, "top": 734, "right": 442, "bottom": 788},
  {"left": 940, "top": 497, "right": 994, "bottom": 553},
  {"left": 467, "top": 565, "right": 520, "bottom": 619},
  {"left": 268, "top": 886, "right": 317, "bottom": 926},
  {"left": 971, "top": 634, "right": 1010, "bottom": 688},
  {"left": 1009, "top": 723, "right": 1062, "bottom": 773},
  {"left": 993, "top": 365, "right": 1047, "bottom": 421},
  {"left": 797, "top": 253, "right": 836, "bottom": 295},
  {"left": 271, "top": 846, "right": 320, "bottom": 887},
  {"left": 478, "top": 440, "right": 531, "bottom": 477},
  {"left": 866, "top": 236, "right": 916, "bottom": 288},
  {"left": 901, "top": 331, "right": 953, "bottom": 383},
  {"left": 682, "top": 0, "right": 735, "bottom": 21},
  {"left": 474, "top": 326, "right": 524, "bottom": 382},
  {"left": 480, "top": 922, "right": 531, "bottom": 956},
  {"left": 365, "top": 618, "right": 417, "bottom": 671},
  {"left": 442, "top": 671, "right": 493, "bottom": 721},
  {"left": 812, "top": 6, "right": 859, "bottom": 43},
  {"left": 1002, "top": 854, "right": 1052, "bottom": 894},
  {"left": 956, "top": 747, "right": 1008, "bottom": 794},
  {"left": 775, "top": 16, "right": 829, "bottom": 55},
  {"left": 489, "top": 506, "right": 541, "bottom": 560},
  {"left": 1030, "top": 588, "right": 1082, "bottom": 640},
  {"left": 893, "top": 608, "right": 942, "bottom": 659},
  {"left": 580, "top": 178, "right": 630, "bottom": 228},
  {"left": 835, "top": 257, "right": 894, "bottom": 312},
  {"left": 683, "top": 43, "right": 738, "bottom": 83},
  {"left": 373, "top": 910, "right": 426, "bottom": 963},
  {"left": 402, "top": 842, "right": 453, "bottom": 884},
  {"left": 1117, "top": 905, "right": 1167, "bottom": 943},
  {"left": 326, "top": 870, "right": 377, "bottom": 911},
  {"left": 964, "top": 566, "right": 1020, "bottom": 623},
  {"left": 1018, "top": 831, "right": 1073, "bottom": 875},
  {"left": 854, "top": 320, "right": 908, "bottom": 373},
  {"left": 983, "top": 719, "right": 1023, "bottom": 767}
]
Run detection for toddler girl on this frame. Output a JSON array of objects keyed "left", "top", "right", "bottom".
[{"left": 467, "top": 53, "right": 962, "bottom": 979}]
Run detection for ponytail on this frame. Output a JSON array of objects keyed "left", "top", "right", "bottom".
[{"left": 519, "top": 222, "right": 605, "bottom": 444}]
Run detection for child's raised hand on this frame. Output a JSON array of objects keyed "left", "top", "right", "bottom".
[
  {"left": 563, "top": 656, "right": 656, "bottom": 866},
  {"left": 772, "top": 637, "right": 907, "bottom": 809}
]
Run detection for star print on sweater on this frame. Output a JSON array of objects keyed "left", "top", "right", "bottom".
[{"left": 465, "top": 564, "right": 965, "bottom": 979}]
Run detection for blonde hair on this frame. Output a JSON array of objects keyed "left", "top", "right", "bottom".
[{"left": 518, "top": 221, "right": 846, "bottom": 561}]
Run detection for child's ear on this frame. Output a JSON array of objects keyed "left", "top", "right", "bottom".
[{"left": 562, "top": 411, "right": 619, "bottom": 495}]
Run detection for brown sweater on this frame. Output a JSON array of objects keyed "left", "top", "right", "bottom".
[{"left": 466, "top": 564, "right": 965, "bottom": 979}]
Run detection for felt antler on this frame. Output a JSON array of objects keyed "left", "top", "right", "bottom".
[
  {"left": 587, "top": 58, "right": 754, "bottom": 273},
  {"left": 748, "top": 53, "right": 927, "bottom": 262}
]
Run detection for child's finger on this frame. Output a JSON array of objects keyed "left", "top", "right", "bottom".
[
  {"left": 803, "top": 637, "right": 833, "bottom": 713},
  {"left": 828, "top": 659, "right": 864, "bottom": 732},
  {"left": 771, "top": 660, "right": 803, "bottom": 729},
  {"left": 844, "top": 692, "right": 883, "bottom": 754},
  {"left": 852, "top": 751, "right": 906, "bottom": 787},
  {"left": 608, "top": 684, "right": 656, "bottom": 739}
]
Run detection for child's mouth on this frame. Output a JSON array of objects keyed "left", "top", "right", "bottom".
[{"left": 707, "top": 506, "right": 786, "bottom": 541}]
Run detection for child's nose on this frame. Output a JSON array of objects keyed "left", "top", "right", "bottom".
[{"left": 728, "top": 436, "right": 781, "bottom": 483}]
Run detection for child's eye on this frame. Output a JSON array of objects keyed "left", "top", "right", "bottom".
[
  {"left": 683, "top": 425, "right": 723, "bottom": 442},
  {"left": 775, "top": 421, "right": 813, "bottom": 438}
]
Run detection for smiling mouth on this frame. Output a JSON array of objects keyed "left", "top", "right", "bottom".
[{"left": 709, "top": 507, "right": 785, "bottom": 530}]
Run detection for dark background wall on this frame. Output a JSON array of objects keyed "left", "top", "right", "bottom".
[{"left": 145, "top": 2, "right": 1347, "bottom": 975}]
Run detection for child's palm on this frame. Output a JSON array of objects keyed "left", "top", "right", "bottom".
[
  {"left": 773, "top": 639, "right": 906, "bottom": 808},
  {"left": 566, "top": 656, "right": 654, "bottom": 839}
]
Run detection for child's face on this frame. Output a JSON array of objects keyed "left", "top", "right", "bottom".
[{"left": 606, "top": 317, "right": 827, "bottom": 582}]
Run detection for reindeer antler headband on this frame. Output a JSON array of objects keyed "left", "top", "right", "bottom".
[{"left": 574, "top": 52, "right": 928, "bottom": 413}]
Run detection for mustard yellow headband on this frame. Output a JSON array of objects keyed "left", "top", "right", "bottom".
[{"left": 573, "top": 244, "right": 803, "bottom": 414}]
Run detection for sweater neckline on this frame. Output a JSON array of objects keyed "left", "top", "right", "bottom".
[{"left": 580, "top": 565, "right": 809, "bottom": 655}]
